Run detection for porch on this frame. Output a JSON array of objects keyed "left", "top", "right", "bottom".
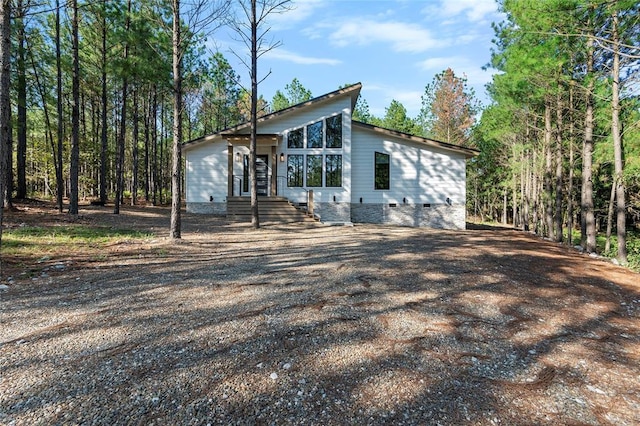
[
  {"left": 226, "top": 134, "right": 283, "bottom": 198},
  {"left": 226, "top": 196, "right": 317, "bottom": 224}
]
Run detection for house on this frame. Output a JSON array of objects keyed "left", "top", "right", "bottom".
[{"left": 182, "top": 83, "right": 478, "bottom": 229}]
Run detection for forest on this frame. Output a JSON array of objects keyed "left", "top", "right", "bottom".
[{"left": 0, "top": 0, "right": 638, "bottom": 267}]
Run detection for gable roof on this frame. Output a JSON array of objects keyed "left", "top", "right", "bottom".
[
  {"left": 353, "top": 121, "right": 479, "bottom": 159},
  {"left": 183, "top": 83, "right": 362, "bottom": 152}
]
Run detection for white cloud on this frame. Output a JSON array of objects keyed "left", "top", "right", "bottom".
[
  {"left": 265, "top": 0, "right": 326, "bottom": 30},
  {"left": 265, "top": 48, "right": 341, "bottom": 66},
  {"left": 329, "top": 19, "right": 444, "bottom": 53},
  {"left": 428, "top": 0, "right": 499, "bottom": 23},
  {"left": 419, "top": 56, "right": 490, "bottom": 83}
]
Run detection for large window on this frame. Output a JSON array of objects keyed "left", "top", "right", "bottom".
[
  {"left": 375, "top": 152, "right": 390, "bottom": 190},
  {"left": 287, "top": 155, "right": 304, "bottom": 187},
  {"left": 325, "top": 155, "right": 342, "bottom": 187},
  {"left": 306, "top": 155, "right": 323, "bottom": 187},
  {"left": 288, "top": 128, "right": 303, "bottom": 148},
  {"left": 326, "top": 114, "right": 342, "bottom": 148},
  {"left": 307, "top": 121, "right": 323, "bottom": 148}
]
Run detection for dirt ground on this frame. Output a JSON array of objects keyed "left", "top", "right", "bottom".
[{"left": 1, "top": 201, "right": 639, "bottom": 425}]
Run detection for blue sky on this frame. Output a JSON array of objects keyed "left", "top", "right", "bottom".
[{"left": 213, "top": 0, "right": 505, "bottom": 118}]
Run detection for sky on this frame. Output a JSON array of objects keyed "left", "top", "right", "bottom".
[{"left": 211, "top": 0, "right": 506, "bottom": 118}]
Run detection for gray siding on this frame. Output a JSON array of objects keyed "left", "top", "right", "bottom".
[
  {"left": 351, "top": 203, "right": 466, "bottom": 229},
  {"left": 186, "top": 202, "right": 227, "bottom": 215},
  {"left": 314, "top": 202, "right": 351, "bottom": 223}
]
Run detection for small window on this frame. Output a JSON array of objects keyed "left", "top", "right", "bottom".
[
  {"left": 307, "top": 121, "right": 323, "bottom": 148},
  {"left": 325, "top": 155, "right": 342, "bottom": 187},
  {"left": 306, "top": 155, "right": 323, "bottom": 187},
  {"left": 375, "top": 152, "right": 390, "bottom": 190},
  {"left": 243, "top": 155, "right": 249, "bottom": 193},
  {"left": 326, "top": 114, "right": 342, "bottom": 148},
  {"left": 288, "top": 128, "right": 303, "bottom": 149},
  {"left": 287, "top": 155, "right": 304, "bottom": 187}
]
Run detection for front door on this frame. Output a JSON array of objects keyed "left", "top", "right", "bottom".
[{"left": 256, "top": 155, "right": 269, "bottom": 196}]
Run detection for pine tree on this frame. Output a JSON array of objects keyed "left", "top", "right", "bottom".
[{"left": 419, "top": 68, "right": 479, "bottom": 147}]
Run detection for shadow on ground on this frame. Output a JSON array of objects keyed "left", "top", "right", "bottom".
[{"left": 1, "top": 205, "right": 639, "bottom": 425}]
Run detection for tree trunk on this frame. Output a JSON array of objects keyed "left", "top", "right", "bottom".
[
  {"left": 69, "top": 0, "right": 80, "bottom": 216},
  {"left": 581, "top": 31, "right": 597, "bottom": 253},
  {"left": 132, "top": 89, "right": 139, "bottom": 206},
  {"left": 554, "top": 92, "right": 563, "bottom": 243},
  {"left": 99, "top": 0, "right": 108, "bottom": 205},
  {"left": 250, "top": 0, "right": 260, "bottom": 228},
  {"left": 114, "top": 0, "right": 131, "bottom": 215},
  {"left": 170, "top": 0, "right": 182, "bottom": 239},
  {"left": 611, "top": 10, "right": 627, "bottom": 264},
  {"left": 567, "top": 83, "right": 575, "bottom": 246},
  {"left": 605, "top": 181, "right": 615, "bottom": 254},
  {"left": 151, "top": 86, "right": 158, "bottom": 205},
  {"left": 523, "top": 150, "right": 531, "bottom": 231},
  {"left": 15, "top": 0, "right": 27, "bottom": 199},
  {"left": 544, "top": 99, "right": 554, "bottom": 239},
  {"left": 502, "top": 188, "right": 507, "bottom": 225},
  {"left": 532, "top": 149, "right": 539, "bottom": 234},
  {"left": 0, "top": 0, "right": 11, "bottom": 248},
  {"left": 55, "top": 0, "right": 64, "bottom": 212}
]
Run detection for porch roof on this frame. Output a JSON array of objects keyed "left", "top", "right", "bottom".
[{"left": 222, "top": 133, "right": 281, "bottom": 147}]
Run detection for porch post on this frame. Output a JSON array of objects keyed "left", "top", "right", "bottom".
[
  {"left": 228, "top": 145, "right": 233, "bottom": 197},
  {"left": 270, "top": 146, "right": 277, "bottom": 196}
]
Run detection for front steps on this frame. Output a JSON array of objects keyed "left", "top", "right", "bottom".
[{"left": 227, "top": 196, "right": 316, "bottom": 224}]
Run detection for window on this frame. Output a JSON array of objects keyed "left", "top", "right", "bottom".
[
  {"left": 375, "top": 152, "right": 390, "bottom": 190},
  {"left": 307, "top": 120, "right": 323, "bottom": 148},
  {"left": 243, "top": 155, "right": 249, "bottom": 193},
  {"left": 306, "top": 155, "right": 323, "bottom": 187},
  {"left": 288, "top": 128, "right": 303, "bottom": 148},
  {"left": 287, "top": 155, "right": 304, "bottom": 187},
  {"left": 325, "top": 155, "right": 342, "bottom": 187},
  {"left": 326, "top": 114, "right": 342, "bottom": 148}
]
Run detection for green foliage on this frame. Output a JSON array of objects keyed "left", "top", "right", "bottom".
[
  {"left": 194, "top": 52, "right": 242, "bottom": 134},
  {"left": 270, "top": 78, "right": 312, "bottom": 111},
  {"left": 379, "top": 99, "right": 420, "bottom": 135},
  {"left": 474, "top": 0, "right": 640, "bottom": 236},
  {"left": 271, "top": 90, "right": 289, "bottom": 112},
  {"left": 600, "top": 231, "right": 640, "bottom": 271},
  {"left": 2, "top": 225, "right": 154, "bottom": 255},
  {"left": 352, "top": 96, "right": 372, "bottom": 123}
]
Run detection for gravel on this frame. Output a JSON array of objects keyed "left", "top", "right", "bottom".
[{"left": 1, "top": 206, "right": 640, "bottom": 425}]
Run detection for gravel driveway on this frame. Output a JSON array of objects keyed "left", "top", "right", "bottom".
[{"left": 1, "top": 206, "right": 640, "bottom": 425}]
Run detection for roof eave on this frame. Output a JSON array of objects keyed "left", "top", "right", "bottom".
[
  {"left": 183, "top": 82, "right": 363, "bottom": 152},
  {"left": 353, "top": 121, "right": 479, "bottom": 158}
]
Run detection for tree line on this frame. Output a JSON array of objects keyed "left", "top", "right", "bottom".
[
  {"left": 0, "top": 0, "right": 638, "bottom": 265},
  {"left": 473, "top": 0, "right": 639, "bottom": 265},
  {"left": 0, "top": 0, "right": 270, "bottom": 212}
]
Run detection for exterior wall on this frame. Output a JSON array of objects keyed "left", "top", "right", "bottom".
[
  {"left": 314, "top": 201, "right": 351, "bottom": 223},
  {"left": 263, "top": 96, "right": 352, "bottom": 206},
  {"left": 184, "top": 139, "right": 228, "bottom": 204},
  {"left": 351, "top": 203, "right": 466, "bottom": 229},
  {"left": 186, "top": 202, "right": 227, "bottom": 215},
  {"left": 350, "top": 124, "right": 467, "bottom": 229}
]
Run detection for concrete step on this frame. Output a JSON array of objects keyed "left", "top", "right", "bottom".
[{"left": 227, "top": 197, "right": 316, "bottom": 223}]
